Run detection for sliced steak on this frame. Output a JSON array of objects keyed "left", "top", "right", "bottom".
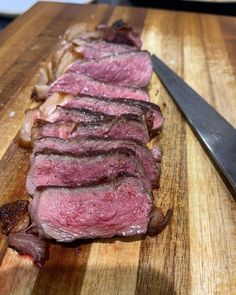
[
  {"left": 33, "top": 137, "right": 160, "bottom": 188},
  {"left": 29, "top": 175, "right": 153, "bottom": 241},
  {"left": 64, "top": 96, "right": 164, "bottom": 136},
  {"left": 32, "top": 115, "right": 150, "bottom": 144},
  {"left": 26, "top": 148, "right": 151, "bottom": 196},
  {"left": 8, "top": 231, "right": 49, "bottom": 267},
  {"left": 66, "top": 51, "right": 152, "bottom": 88},
  {"left": 47, "top": 105, "right": 113, "bottom": 124},
  {"left": 73, "top": 40, "right": 137, "bottom": 59},
  {"left": 49, "top": 73, "right": 149, "bottom": 101}
]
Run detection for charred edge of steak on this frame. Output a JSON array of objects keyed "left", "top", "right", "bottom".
[
  {"left": 78, "top": 113, "right": 145, "bottom": 126},
  {"left": 34, "top": 146, "right": 142, "bottom": 162},
  {"left": 36, "top": 172, "right": 147, "bottom": 192},
  {"left": 32, "top": 136, "right": 160, "bottom": 189},
  {"left": 72, "top": 96, "right": 163, "bottom": 136},
  {"left": 31, "top": 147, "right": 152, "bottom": 193},
  {"left": 55, "top": 105, "right": 115, "bottom": 121},
  {"left": 8, "top": 231, "right": 49, "bottom": 267},
  {"left": 77, "top": 95, "right": 162, "bottom": 113},
  {"left": 33, "top": 119, "right": 75, "bottom": 129},
  {"left": 0, "top": 200, "right": 30, "bottom": 235},
  {"left": 56, "top": 106, "right": 154, "bottom": 137},
  {"left": 34, "top": 135, "right": 147, "bottom": 149},
  {"left": 34, "top": 113, "right": 144, "bottom": 128},
  {"left": 70, "top": 96, "right": 163, "bottom": 133},
  {"left": 147, "top": 206, "right": 173, "bottom": 236},
  {"left": 87, "top": 96, "right": 161, "bottom": 113}
]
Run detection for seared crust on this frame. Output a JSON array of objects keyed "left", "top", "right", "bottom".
[
  {"left": 54, "top": 105, "right": 114, "bottom": 121},
  {"left": 0, "top": 200, "right": 30, "bottom": 235},
  {"left": 70, "top": 96, "right": 163, "bottom": 136},
  {"left": 36, "top": 173, "right": 144, "bottom": 192},
  {"left": 35, "top": 146, "right": 139, "bottom": 159}
]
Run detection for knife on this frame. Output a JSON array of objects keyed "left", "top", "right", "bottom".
[{"left": 152, "top": 55, "right": 236, "bottom": 198}]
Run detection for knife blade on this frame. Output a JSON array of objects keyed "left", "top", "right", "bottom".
[{"left": 152, "top": 55, "right": 236, "bottom": 198}]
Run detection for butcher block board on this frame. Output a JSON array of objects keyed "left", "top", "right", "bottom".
[{"left": 0, "top": 2, "right": 235, "bottom": 295}]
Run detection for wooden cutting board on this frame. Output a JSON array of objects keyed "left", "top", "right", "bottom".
[{"left": 0, "top": 3, "right": 235, "bottom": 294}]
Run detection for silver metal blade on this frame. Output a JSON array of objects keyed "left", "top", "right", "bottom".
[{"left": 152, "top": 55, "right": 236, "bottom": 197}]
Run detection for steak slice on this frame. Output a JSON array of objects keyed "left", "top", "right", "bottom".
[
  {"left": 8, "top": 231, "right": 49, "bottom": 267},
  {"left": 47, "top": 105, "right": 113, "bottom": 124},
  {"left": 32, "top": 114, "right": 150, "bottom": 144},
  {"left": 74, "top": 40, "right": 137, "bottom": 59},
  {"left": 64, "top": 96, "right": 164, "bottom": 136},
  {"left": 49, "top": 73, "right": 149, "bottom": 101},
  {"left": 33, "top": 137, "right": 160, "bottom": 188},
  {"left": 28, "top": 175, "right": 153, "bottom": 241},
  {"left": 66, "top": 51, "right": 152, "bottom": 88},
  {"left": 26, "top": 148, "right": 152, "bottom": 196}
]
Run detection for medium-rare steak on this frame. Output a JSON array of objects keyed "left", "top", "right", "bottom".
[
  {"left": 32, "top": 114, "right": 150, "bottom": 144},
  {"left": 29, "top": 175, "right": 153, "bottom": 241},
  {"left": 47, "top": 105, "right": 113, "bottom": 124},
  {"left": 33, "top": 137, "right": 160, "bottom": 188},
  {"left": 49, "top": 73, "right": 149, "bottom": 101},
  {"left": 74, "top": 40, "right": 137, "bottom": 59},
  {"left": 66, "top": 51, "right": 152, "bottom": 88},
  {"left": 26, "top": 148, "right": 152, "bottom": 195},
  {"left": 64, "top": 96, "right": 164, "bottom": 136}
]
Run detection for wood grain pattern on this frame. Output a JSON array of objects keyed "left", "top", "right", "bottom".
[{"left": 0, "top": 3, "right": 235, "bottom": 295}]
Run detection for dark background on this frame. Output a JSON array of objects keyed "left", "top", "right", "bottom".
[{"left": 0, "top": 1, "right": 235, "bottom": 31}]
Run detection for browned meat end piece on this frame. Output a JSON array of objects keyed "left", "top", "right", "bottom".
[
  {"left": 0, "top": 200, "right": 30, "bottom": 235},
  {"left": 8, "top": 231, "right": 49, "bottom": 267}
]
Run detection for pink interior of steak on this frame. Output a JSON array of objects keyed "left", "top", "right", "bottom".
[
  {"left": 71, "top": 118, "right": 150, "bottom": 144},
  {"left": 75, "top": 40, "right": 137, "bottom": 59},
  {"left": 66, "top": 51, "right": 152, "bottom": 88},
  {"left": 64, "top": 96, "right": 144, "bottom": 117},
  {"left": 32, "top": 115, "right": 150, "bottom": 144},
  {"left": 47, "top": 106, "right": 112, "bottom": 124},
  {"left": 29, "top": 175, "right": 152, "bottom": 241},
  {"left": 26, "top": 148, "right": 151, "bottom": 195},
  {"left": 49, "top": 73, "right": 149, "bottom": 101},
  {"left": 32, "top": 137, "right": 160, "bottom": 188},
  {"left": 11, "top": 20, "right": 170, "bottom": 265}
]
